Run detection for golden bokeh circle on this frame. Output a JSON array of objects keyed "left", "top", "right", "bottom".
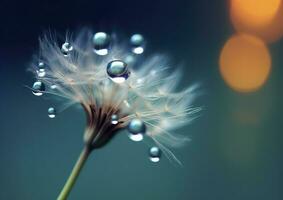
[
  {"left": 230, "top": 0, "right": 283, "bottom": 43},
  {"left": 220, "top": 34, "right": 271, "bottom": 92}
]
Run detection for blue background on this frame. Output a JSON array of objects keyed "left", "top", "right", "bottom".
[{"left": 0, "top": 0, "right": 282, "bottom": 199}]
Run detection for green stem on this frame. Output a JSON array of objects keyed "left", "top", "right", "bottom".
[{"left": 57, "top": 146, "right": 91, "bottom": 200}]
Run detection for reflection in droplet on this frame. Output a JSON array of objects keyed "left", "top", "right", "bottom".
[
  {"left": 128, "top": 118, "right": 146, "bottom": 142},
  {"left": 48, "top": 107, "right": 56, "bottom": 118},
  {"left": 32, "top": 81, "right": 45, "bottom": 96},
  {"left": 149, "top": 146, "right": 161, "bottom": 162},
  {"left": 107, "top": 60, "right": 129, "bottom": 83},
  {"left": 93, "top": 32, "right": 110, "bottom": 56}
]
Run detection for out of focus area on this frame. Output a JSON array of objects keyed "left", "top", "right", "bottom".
[{"left": 0, "top": 0, "right": 282, "bottom": 200}]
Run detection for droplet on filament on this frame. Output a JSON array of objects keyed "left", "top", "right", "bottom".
[
  {"left": 127, "top": 118, "right": 146, "bottom": 142},
  {"left": 107, "top": 60, "right": 130, "bottom": 83},
  {"left": 111, "top": 114, "right": 119, "bottom": 125},
  {"left": 48, "top": 107, "right": 56, "bottom": 118},
  {"left": 93, "top": 32, "right": 110, "bottom": 56},
  {"left": 32, "top": 81, "right": 45, "bottom": 96},
  {"left": 61, "top": 42, "right": 73, "bottom": 57},
  {"left": 149, "top": 146, "right": 161, "bottom": 162},
  {"left": 130, "top": 34, "right": 145, "bottom": 54}
]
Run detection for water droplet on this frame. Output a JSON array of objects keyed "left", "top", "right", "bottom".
[
  {"left": 130, "top": 34, "right": 144, "bottom": 54},
  {"left": 32, "top": 81, "right": 45, "bottom": 96},
  {"left": 38, "top": 61, "right": 45, "bottom": 69},
  {"left": 36, "top": 61, "right": 46, "bottom": 77},
  {"left": 125, "top": 55, "right": 136, "bottom": 67},
  {"left": 50, "top": 84, "right": 57, "bottom": 89},
  {"left": 128, "top": 118, "right": 146, "bottom": 142},
  {"left": 93, "top": 32, "right": 110, "bottom": 56},
  {"left": 107, "top": 60, "right": 129, "bottom": 83},
  {"left": 61, "top": 42, "right": 73, "bottom": 57},
  {"left": 48, "top": 107, "right": 56, "bottom": 118},
  {"left": 111, "top": 114, "right": 119, "bottom": 125},
  {"left": 149, "top": 146, "right": 161, "bottom": 162},
  {"left": 37, "top": 69, "right": 46, "bottom": 78},
  {"left": 123, "top": 100, "right": 131, "bottom": 108}
]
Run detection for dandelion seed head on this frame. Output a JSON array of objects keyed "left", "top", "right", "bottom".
[{"left": 29, "top": 29, "right": 201, "bottom": 163}]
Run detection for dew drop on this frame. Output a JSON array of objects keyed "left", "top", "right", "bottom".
[
  {"left": 93, "top": 32, "right": 110, "bottom": 56},
  {"left": 125, "top": 55, "right": 136, "bottom": 67},
  {"left": 37, "top": 69, "right": 46, "bottom": 78},
  {"left": 107, "top": 60, "right": 129, "bottom": 83},
  {"left": 37, "top": 61, "right": 46, "bottom": 77},
  {"left": 111, "top": 114, "right": 119, "bottom": 125},
  {"left": 38, "top": 61, "right": 45, "bottom": 69},
  {"left": 128, "top": 118, "right": 146, "bottom": 142},
  {"left": 130, "top": 34, "right": 144, "bottom": 54},
  {"left": 50, "top": 84, "right": 57, "bottom": 89},
  {"left": 149, "top": 146, "right": 161, "bottom": 162},
  {"left": 48, "top": 107, "right": 56, "bottom": 118},
  {"left": 32, "top": 81, "right": 45, "bottom": 96},
  {"left": 123, "top": 100, "right": 131, "bottom": 108},
  {"left": 61, "top": 42, "right": 73, "bottom": 57}
]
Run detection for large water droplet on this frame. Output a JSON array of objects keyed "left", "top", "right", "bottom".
[
  {"left": 48, "top": 107, "right": 56, "bottom": 118},
  {"left": 149, "top": 146, "right": 161, "bottom": 162},
  {"left": 32, "top": 81, "right": 45, "bottom": 96},
  {"left": 128, "top": 118, "right": 146, "bottom": 142},
  {"left": 130, "top": 34, "right": 144, "bottom": 54},
  {"left": 61, "top": 42, "right": 73, "bottom": 57},
  {"left": 111, "top": 114, "right": 119, "bottom": 125},
  {"left": 93, "top": 32, "right": 110, "bottom": 56},
  {"left": 107, "top": 60, "right": 129, "bottom": 83}
]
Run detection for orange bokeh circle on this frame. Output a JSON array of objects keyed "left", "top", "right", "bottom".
[
  {"left": 230, "top": 0, "right": 283, "bottom": 43},
  {"left": 220, "top": 34, "right": 271, "bottom": 92}
]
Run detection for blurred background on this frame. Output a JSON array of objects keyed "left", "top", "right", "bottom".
[{"left": 0, "top": 0, "right": 282, "bottom": 199}]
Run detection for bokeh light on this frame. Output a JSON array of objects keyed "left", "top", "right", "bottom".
[
  {"left": 230, "top": 0, "right": 283, "bottom": 43},
  {"left": 220, "top": 34, "right": 271, "bottom": 92}
]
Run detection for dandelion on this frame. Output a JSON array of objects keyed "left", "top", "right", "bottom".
[{"left": 29, "top": 29, "right": 202, "bottom": 200}]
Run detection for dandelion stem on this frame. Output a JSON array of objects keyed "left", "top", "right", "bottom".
[{"left": 57, "top": 146, "right": 91, "bottom": 200}]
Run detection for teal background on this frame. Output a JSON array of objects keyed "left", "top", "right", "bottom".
[{"left": 0, "top": 0, "right": 282, "bottom": 199}]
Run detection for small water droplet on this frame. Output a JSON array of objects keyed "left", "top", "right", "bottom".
[
  {"left": 37, "top": 69, "right": 46, "bottom": 78},
  {"left": 149, "top": 146, "right": 161, "bottom": 162},
  {"left": 38, "top": 61, "right": 45, "bottom": 69},
  {"left": 93, "top": 32, "right": 110, "bottom": 56},
  {"left": 36, "top": 61, "right": 46, "bottom": 77},
  {"left": 107, "top": 60, "right": 129, "bottom": 83},
  {"left": 48, "top": 107, "right": 56, "bottom": 118},
  {"left": 125, "top": 55, "right": 136, "bottom": 67},
  {"left": 128, "top": 118, "right": 146, "bottom": 142},
  {"left": 50, "top": 84, "right": 57, "bottom": 89},
  {"left": 111, "top": 114, "right": 119, "bottom": 125},
  {"left": 130, "top": 34, "right": 144, "bottom": 54},
  {"left": 32, "top": 81, "right": 45, "bottom": 96},
  {"left": 123, "top": 100, "right": 131, "bottom": 108},
  {"left": 61, "top": 42, "right": 73, "bottom": 57}
]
